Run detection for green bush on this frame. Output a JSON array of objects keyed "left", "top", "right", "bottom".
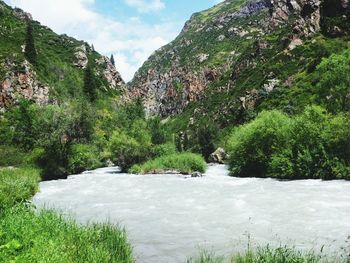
[
  {"left": 148, "top": 117, "right": 167, "bottom": 145},
  {"left": 0, "top": 146, "right": 28, "bottom": 167},
  {"left": 0, "top": 167, "right": 40, "bottom": 210},
  {"left": 316, "top": 48, "right": 350, "bottom": 113},
  {"left": 152, "top": 143, "right": 177, "bottom": 158},
  {"left": 0, "top": 117, "right": 14, "bottom": 145},
  {"left": 110, "top": 120, "right": 153, "bottom": 172},
  {"left": 0, "top": 205, "right": 133, "bottom": 263},
  {"left": 227, "top": 106, "right": 350, "bottom": 180},
  {"left": 227, "top": 110, "right": 292, "bottom": 178},
  {"left": 68, "top": 144, "right": 102, "bottom": 174},
  {"left": 129, "top": 152, "right": 207, "bottom": 174}
]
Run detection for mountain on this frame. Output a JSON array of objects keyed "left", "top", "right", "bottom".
[
  {"left": 128, "top": 0, "right": 350, "bottom": 124},
  {"left": 0, "top": 0, "right": 124, "bottom": 111}
]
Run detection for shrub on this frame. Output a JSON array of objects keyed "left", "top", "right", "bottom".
[
  {"left": 315, "top": 48, "right": 350, "bottom": 113},
  {"left": 148, "top": 117, "right": 167, "bottom": 145},
  {"left": 68, "top": 144, "right": 102, "bottom": 174},
  {"left": 129, "top": 152, "right": 207, "bottom": 174},
  {"left": 110, "top": 120, "right": 153, "bottom": 172},
  {"left": 152, "top": 143, "right": 177, "bottom": 158},
  {"left": 227, "top": 106, "right": 350, "bottom": 180},
  {"left": 0, "top": 117, "right": 14, "bottom": 145},
  {"left": 227, "top": 110, "right": 292, "bottom": 177}
]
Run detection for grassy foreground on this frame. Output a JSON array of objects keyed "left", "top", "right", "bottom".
[
  {"left": 187, "top": 245, "right": 349, "bottom": 263},
  {"left": 129, "top": 152, "right": 207, "bottom": 174},
  {"left": 0, "top": 168, "right": 134, "bottom": 263},
  {"left": 0, "top": 205, "right": 133, "bottom": 263},
  {"left": 0, "top": 167, "right": 40, "bottom": 210}
]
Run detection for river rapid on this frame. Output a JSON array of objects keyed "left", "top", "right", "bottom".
[{"left": 33, "top": 164, "right": 350, "bottom": 262}]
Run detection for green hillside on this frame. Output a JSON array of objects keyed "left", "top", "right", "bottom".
[
  {"left": 0, "top": 0, "right": 123, "bottom": 108},
  {"left": 129, "top": 0, "right": 350, "bottom": 124}
]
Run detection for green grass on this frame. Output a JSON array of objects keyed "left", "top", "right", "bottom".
[
  {"left": 0, "top": 162, "right": 134, "bottom": 262},
  {"left": 0, "top": 167, "right": 40, "bottom": 210},
  {"left": 0, "top": 205, "right": 133, "bottom": 263},
  {"left": 129, "top": 152, "right": 207, "bottom": 174},
  {"left": 187, "top": 245, "right": 345, "bottom": 263}
]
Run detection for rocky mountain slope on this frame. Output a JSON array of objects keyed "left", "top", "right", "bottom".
[
  {"left": 128, "top": 0, "right": 350, "bottom": 123},
  {"left": 0, "top": 1, "right": 124, "bottom": 111}
]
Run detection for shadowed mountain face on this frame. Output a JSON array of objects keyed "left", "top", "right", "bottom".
[
  {"left": 127, "top": 0, "right": 349, "bottom": 119},
  {"left": 0, "top": 1, "right": 124, "bottom": 111}
]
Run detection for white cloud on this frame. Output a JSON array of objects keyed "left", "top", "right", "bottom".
[
  {"left": 124, "top": 0, "right": 165, "bottom": 13},
  {"left": 5, "top": 0, "right": 177, "bottom": 81}
]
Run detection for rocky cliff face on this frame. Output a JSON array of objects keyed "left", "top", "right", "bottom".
[
  {"left": 0, "top": 1, "right": 124, "bottom": 111},
  {"left": 127, "top": 0, "right": 349, "bottom": 117},
  {"left": 0, "top": 60, "right": 49, "bottom": 111}
]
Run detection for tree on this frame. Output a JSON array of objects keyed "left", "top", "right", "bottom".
[
  {"left": 10, "top": 100, "right": 36, "bottom": 149},
  {"left": 24, "top": 22, "right": 37, "bottom": 65},
  {"left": 110, "top": 54, "right": 115, "bottom": 66},
  {"left": 83, "top": 64, "right": 97, "bottom": 102},
  {"left": 316, "top": 48, "right": 350, "bottom": 113}
]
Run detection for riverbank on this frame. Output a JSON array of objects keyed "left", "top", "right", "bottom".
[{"left": 0, "top": 167, "right": 134, "bottom": 262}]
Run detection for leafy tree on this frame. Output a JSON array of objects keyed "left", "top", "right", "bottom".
[
  {"left": 110, "top": 120, "right": 153, "bottom": 172},
  {"left": 227, "top": 110, "right": 293, "bottom": 177},
  {"left": 24, "top": 22, "right": 37, "bottom": 65},
  {"left": 9, "top": 100, "right": 36, "bottom": 150},
  {"left": 83, "top": 64, "right": 97, "bottom": 102},
  {"left": 110, "top": 54, "right": 115, "bottom": 66},
  {"left": 196, "top": 121, "right": 218, "bottom": 161},
  {"left": 227, "top": 106, "right": 350, "bottom": 180},
  {"left": 316, "top": 49, "right": 350, "bottom": 112},
  {"left": 148, "top": 117, "right": 166, "bottom": 145}
]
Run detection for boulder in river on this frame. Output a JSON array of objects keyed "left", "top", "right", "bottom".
[
  {"left": 209, "top": 147, "right": 228, "bottom": 164},
  {"left": 191, "top": 171, "right": 203, "bottom": 178}
]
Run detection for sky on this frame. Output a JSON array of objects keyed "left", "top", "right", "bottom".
[{"left": 4, "top": 0, "right": 224, "bottom": 81}]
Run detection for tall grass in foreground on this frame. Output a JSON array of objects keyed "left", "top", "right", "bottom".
[
  {"left": 187, "top": 246, "right": 350, "bottom": 263},
  {"left": 129, "top": 152, "right": 207, "bottom": 174},
  {"left": 0, "top": 167, "right": 134, "bottom": 262},
  {"left": 0, "top": 205, "right": 134, "bottom": 263},
  {"left": 0, "top": 167, "right": 40, "bottom": 210}
]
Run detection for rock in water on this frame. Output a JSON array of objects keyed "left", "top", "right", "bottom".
[
  {"left": 210, "top": 148, "right": 228, "bottom": 164},
  {"left": 191, "top": 171, "right": 203, "bottom": 178}
]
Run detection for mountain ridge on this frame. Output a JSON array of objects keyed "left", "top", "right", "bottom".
[{"left": 127, "top": 0, "right": 350, "bottom": 122}]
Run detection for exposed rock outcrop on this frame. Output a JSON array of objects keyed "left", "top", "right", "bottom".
[
  {"left": 96, "top": 56, "right": 124, "bottom": 89},
  {"left": 0, "top": 60, "right": 50, "bottom": 111},
  {"left": 73, "top": 45, "right": 89, "bottom": 69},
  {"left": 128, "top": 67, "right": 206, "bottom": 117},
  {"left": 267, "top": 0, "right": 350, "bottom": 36},
  {"left": 13, "top": 7, "right": 33, "bottom": 21}
]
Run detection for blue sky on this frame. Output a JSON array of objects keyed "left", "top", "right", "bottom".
[{"left": 4, "top": 0, "right": 223, "bottom": 81}]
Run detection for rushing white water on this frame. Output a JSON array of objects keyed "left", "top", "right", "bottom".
[{"left": 33, "top": 164, "right": 350, "bottom": 262}]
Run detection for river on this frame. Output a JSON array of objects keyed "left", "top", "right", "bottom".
[{"left": 33, "top": 164, "right": 350, "bottom": 262}]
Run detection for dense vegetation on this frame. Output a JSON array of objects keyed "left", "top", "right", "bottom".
[
  {"left": 227, "top": 106, "right": 350, "bottom": 179},
  {"left": 0, "top": 167, "right": 39, "bottom": 210},
  {"left": 129, "top": 152, "right": 207, "bottom": 174},
  {"left": 224, "top": 48, "right": 350, "bottom": 179},
  {"left": 0, "top": 97, "right": 192, "bottom": 178}
]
